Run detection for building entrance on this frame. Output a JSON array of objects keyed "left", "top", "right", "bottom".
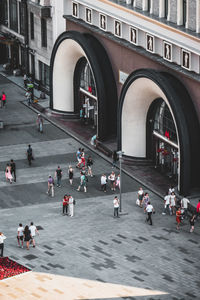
[
  {"left": 147, "top": 99, "right": 179, "bottom": 184},
  {"left": 78, "top": 61, "right": 98, "bottom": 130}
]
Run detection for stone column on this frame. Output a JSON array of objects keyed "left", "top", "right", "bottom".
[
  {"left": 159, "top": 0, "right": 165, "bottom": 17},
  {"left": 177, "top": 0, "right": 183, "bottom": 25}
]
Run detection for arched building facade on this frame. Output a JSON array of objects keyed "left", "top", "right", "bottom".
[{"left": 50, "top": 1, "right": 200, "bottom": 195}]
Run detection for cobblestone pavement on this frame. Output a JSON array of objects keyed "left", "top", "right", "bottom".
[{"left": 0, "top": 75, "right": 200, "bottom": 300}]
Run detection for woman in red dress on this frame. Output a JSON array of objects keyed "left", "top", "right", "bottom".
[{"left": 176, "top": 207, "right": 182, "bottom": 230}]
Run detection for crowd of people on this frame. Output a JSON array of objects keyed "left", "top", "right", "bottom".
[{"left": 136, "top": 185, "right": 199, "bottom": 231}]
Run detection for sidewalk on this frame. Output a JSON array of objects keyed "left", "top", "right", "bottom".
[{"left": 0, "top": 66, "right": 199, "bottom": 209}]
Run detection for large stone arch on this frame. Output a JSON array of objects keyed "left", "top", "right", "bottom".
[
  {"left": 50, "top": 31, "right": 117, "bottom": 140},
  {"left": 118, "top": 69, "right": 200, "bottom": 195}
]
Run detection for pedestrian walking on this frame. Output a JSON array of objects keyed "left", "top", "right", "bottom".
[
  {"left": 17, "top": 223, "right": 24, "bottom": 248},
  {"left": 47, "top": 175, "right": 55, "bottom": 197},
  {"left": 169, "top": 192, "right": 176, "bottom": 215},
  {"left": 115, "top": 174, "right": 120, "bottom": 190},
  {"left": 145, "top": 202, "right": 154, "bottom": 225},
  {"left": 196, "top": 199, "right": 200, "bottom": 218},
  {"left": 137, "top": 187, "right": 144, "bottom": 208},
  {"left": 23, "top": 74, "right": 28, "bottom": 88},
  {"left": 76, "top": 148, "right": 82, "bottom": 168},
  {"left": 113, "top": 196, "right": 120, "bottom": 218},
  {"left": 29, "top": 222, "right": 39, "bottom": 247},
  {"left": 68, "top": 166, "right": 74, "bottom": 185},
  {"left": 36, "top": 114, "right": 44, "bottom": 133},
  {"left": 0, "top": 232, "right": 6, "bottom": 257},
  {"left": 68, "top": 195, "right": 74, "bottom": 217},
  {"left": 23, "top": 225, "right": 32, "bottom": 250},
  {"left": 181, "top": 196, "right": 190, "bottom": 219},
  {"left": 55, "top": 166, "right": 62, "bottom": 187},
  {"left": 176, "top": 207, "right": 182, "bottom": 230},
  {"left": 168, "top": 185, "right": 175, "bottom": 195},
  {"left": 25, "top": 90, "right": 32, "bottom": 106},
  {"left": 190, "top": 215, "right": 195, "bottom": 233},
  {"left": 1, "top": 92, "right": 6, "bottom": 108},
  {"left": 108, "top": 171, "right": 116, "bottom": 191},
  {"left": 5, "top": 163, "right": 13, "bottom": 184},
  {"left": 63, "top": 195, "right": 69, "bottom": 215},
  {"left": 79, "top": 152, "right": 86, "bottom": 169},
  {"left": 77, "top": 172, "right": 87, "bottom": 192},
  {"left": 101, "top": 174, "right": 107, "bottom": 192},
  {"left": 26, "top": 144, "right": 33, "bottom": 166},
  {"left": 87, "top": 156, "right": 93, "bottom": 177},
  {"left": 143, "top": 192, "right": 150, "bottom": 213},
  {"left": 10, "top": 159, "right": 16, "bottom": 182},
  {"left": 162, "top": 192, "right": 171, "bottom": 215},
  {"left": 112, "top": 150, "right": 118, "bottom": 168},
  {"left": 90, "top": 134, "right": 97, "bottom": 147}
]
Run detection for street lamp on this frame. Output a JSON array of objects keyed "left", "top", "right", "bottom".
[{"left": 117, "top": 150, "right": 124, "bottom": 212}]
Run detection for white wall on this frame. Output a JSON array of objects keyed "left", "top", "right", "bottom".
[
  {"left": 121, "top": 77, "right": 179, "bottom": 157},
  {"left": 53, "top": 38, "right": 85, "bottom": 111}
]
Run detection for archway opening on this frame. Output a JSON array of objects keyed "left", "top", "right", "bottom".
[{"left": 50, "top": 31, "right": 118, "bottom": 140}]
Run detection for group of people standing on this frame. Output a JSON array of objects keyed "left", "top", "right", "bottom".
[
  {"left": 62, "top": 195, "right": 75, "bottom": 217},
  {"left": 17, "top": 222, "right": 39, "bottom": 250}
]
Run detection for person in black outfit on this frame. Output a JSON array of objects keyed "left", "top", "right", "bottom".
[
  {"left": 10, "top": 159, "right": 16, "bottom": 182},
  {"left": 55, "top": 166, "right": 62, "bottom": 187},
  {"left": 27, "top": 145, "right": 33, "bottom": 166},
  {"left": 24, "top": 225, "right": 32, "bottom": 250},
  {"left": 112, "top": 151, "right": 118, "bottom": 168}
]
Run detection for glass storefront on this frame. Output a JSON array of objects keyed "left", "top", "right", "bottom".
[
  {"left": 149, "top": 100, "right": 179, "bottom": 184},
  {"left": 79, "top": 62, "right": 97, "bottom": 128}
]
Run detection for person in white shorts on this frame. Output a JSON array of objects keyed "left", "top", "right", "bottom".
[
  {"left": 17, "top": 223, "right": 24, "bottom": 248},
  {"left": 29, "top": 222, "right": 39, "bottom": 248}
]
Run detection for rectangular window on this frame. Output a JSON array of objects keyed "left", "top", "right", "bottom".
[
  {"left": 39, "top": 61, "right": 50, "bottom": 88},
  {"left": 19, "top": 2, "right": 26, "bottom": 35},
  {"left": 41, "top": 18, "right": 47, "bottom": 48},
  {"left": 183, "top": 0, "right": 187, "bottom": 26},
  {"left": 30, "top": 54, "right": 35, "bottom": 78},
  {"left": 165, "top": 0, "right": 168, "bottom": 19},
  {"left": 30, "top": 12, "right": 34, "bottom": 40},
  {"left": 0, "top": 0, "right": 8, "bottom": 26},
  {"left": 9, "top": 0, "right": 18, "bottom": 32}
]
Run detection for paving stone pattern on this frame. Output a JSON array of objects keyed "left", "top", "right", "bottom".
[{"left": 0, "top": 75, "right": 200, "bottom": 299}]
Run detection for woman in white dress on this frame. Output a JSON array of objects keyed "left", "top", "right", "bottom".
[
  {"left": 170, "top": 192, "right": 176, "bottom": 215},
  {"left": 68, "top": 195, "right": 74, "bottom": 217}
]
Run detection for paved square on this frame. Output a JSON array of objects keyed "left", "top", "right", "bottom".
[{"left": 0, "top": 75, "right": 199, "bottom": 299}]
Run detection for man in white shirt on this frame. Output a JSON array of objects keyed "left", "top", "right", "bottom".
[
  {"left": 29, "top": 222, "right": 39, "bottom": 248},
  {"left": 101, "top": 174, "right": 107, "bottom": 192},
  {"left": 113, "top": 196, "right": 120, "bottom": 218},
  {"left": 17, "top": 223, "right": 24, "bottom": 248},
  {"left": 146, "top": 202, "right": 154, "bottom": 225},
  {"left": 181, "top": 196, "right": 190, "bottom": 219},
  {"left": 162, "top": 193, "right": 171, "bottom": 215},
  {"left": 0, "top": 232, "right": 6, "bottom": 257}
]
